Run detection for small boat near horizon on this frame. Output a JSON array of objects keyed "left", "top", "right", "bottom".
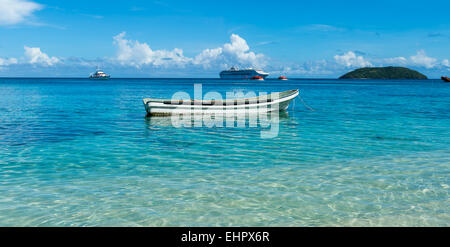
[
  {"left": 89, "top": 67, "right": 110, "bottom": 80},
  {"left": 442, "top": 76, "right": 450, "bottom": 82},
  {"left": 278, "top": 76, "right": 288, "bottom": 80},
  {"left": 251, "top": 75, "right": 264, "bottom": 81},
  {"left": 143, "top": 89, "right": 299, "bottom": 116}
]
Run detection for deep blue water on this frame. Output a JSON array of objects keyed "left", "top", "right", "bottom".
[{"left": 0, "top": 78, "right": 449, "bottom": 226}]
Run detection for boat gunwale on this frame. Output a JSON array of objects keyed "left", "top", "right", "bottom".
[{"left": 143, "top": 89, "right": 299, "bottom": 106}]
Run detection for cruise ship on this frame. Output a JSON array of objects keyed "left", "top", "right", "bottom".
[{"left": 219, "top": 66, "right": 269, "bottom": 79}]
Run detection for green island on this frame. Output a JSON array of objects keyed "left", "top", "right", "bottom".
[{"left": 339, "top": 66, "right": 428, "bottom": 79}]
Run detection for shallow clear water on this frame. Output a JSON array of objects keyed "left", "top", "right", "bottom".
[{"left": 0, "top": 78, "right": 449, "bottom": 226}]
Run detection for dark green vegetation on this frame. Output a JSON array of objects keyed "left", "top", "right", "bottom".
[{"left": 339, "top": 66, "right": 428, "bottom": 79}]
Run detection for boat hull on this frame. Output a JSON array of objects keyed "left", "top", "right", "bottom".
[
  {"left": 143, "top": 90, "right": 299, "bottom": 116},
  {"left": 89, "top": 76, "right": 110, "bottom": 80},
  {"left": 219, "top": 70, "right": 269, "bottom": 79},
  {"left": 442, "top": 76, "right": 450, "bottom": 82}
]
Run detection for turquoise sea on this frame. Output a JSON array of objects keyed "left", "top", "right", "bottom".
[{"left": 0, "top": 78, "right": 449, "bottom": 226}]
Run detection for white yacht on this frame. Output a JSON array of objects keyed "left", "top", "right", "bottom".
[
  {"left": 89, "top": 67, "right": 110, "bottom": 80},
  {"left": 219, "top": 66, "right": 269, "bottom": 79}
]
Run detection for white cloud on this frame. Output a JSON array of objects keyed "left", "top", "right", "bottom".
[
  {"left": 222, "top": 34, "right": 265, "bottom": 67},
  {"left": 1, "top": 33, "right": 448, "bottom": 77},
  {"left": 270, "top": 60, "right": 334, "bottom": 76},
  {"left": 0, "top": 0, "right": 43, "bottom": 25},
  {"left": 334, "top": 51, "right": 372, "bottom": 68},
  {"left": 193, "top": 34, "right": 266, "bottom": 68},
  {"left": 113, "top": 32, "right": 266, "bottom": 69},
  {"left": 410, "top": 50, "right": 437, "bottom": 69},
  {"left": 0, "top": 57, "right": 18, "bottom": 66},
  {"left": 24, "top": 46, "right": 60, "bottom": 66},
  {"left": 193, "top": 47, "right": 223, "bottom": 68},
  {"left": 382, "top": 51, "right": 450, "bottom": 69},
  {"left": 113, "top": 32, "right": 191, "bottom": 68},
  {"left": 300, "top": 24, "right": 345, "bottom": 32},
  {"left": 383, "top": 56, "right": 408, "bottom": 65}
]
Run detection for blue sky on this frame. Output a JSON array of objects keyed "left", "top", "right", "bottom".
[{"left": 0, "top": 0, "right": 449, "bottom": 77}]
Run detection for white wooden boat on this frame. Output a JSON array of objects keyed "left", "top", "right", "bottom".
[{"left": 143, "top": 89, "right": 299, "bottom": 116}]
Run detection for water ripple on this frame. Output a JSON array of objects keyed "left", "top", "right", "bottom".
[{"left": 0, "top": 78, "right": 449, "bottom": 226}]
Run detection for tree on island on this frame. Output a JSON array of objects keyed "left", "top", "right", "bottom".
[{"left": 339, "top": 66, "right": 427, "bottom": 79}]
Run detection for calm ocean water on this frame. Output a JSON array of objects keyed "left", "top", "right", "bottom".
[{"left": 0, "top": 78, "right": 449, "bottom": 226}]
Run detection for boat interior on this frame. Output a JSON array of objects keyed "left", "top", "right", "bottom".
[{"left": 143, "top": 89, "right": 298, "bottom": 106}]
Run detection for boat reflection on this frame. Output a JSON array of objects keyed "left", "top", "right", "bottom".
[
  {"left": 145, "top": 111, "right": 289, "bottom": 127},
  {"left": 144, "top": 111, "right": 296, "bottom": 138}
]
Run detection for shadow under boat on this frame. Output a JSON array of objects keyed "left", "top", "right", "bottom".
[{"left": 144, "top": 111, "right": 292, "bottom": 128}]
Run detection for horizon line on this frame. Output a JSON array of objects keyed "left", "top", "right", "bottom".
[{"left": 0, "top": 77, "right": 443, "bottom": 80}]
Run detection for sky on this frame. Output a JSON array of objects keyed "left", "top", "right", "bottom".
[{"left": 0, "top": 0, "right": 449, "bottom": 78}]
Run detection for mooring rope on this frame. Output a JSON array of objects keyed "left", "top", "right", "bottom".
[{"left": 298, "top": 94, "right": 315, "bottom": 111}]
